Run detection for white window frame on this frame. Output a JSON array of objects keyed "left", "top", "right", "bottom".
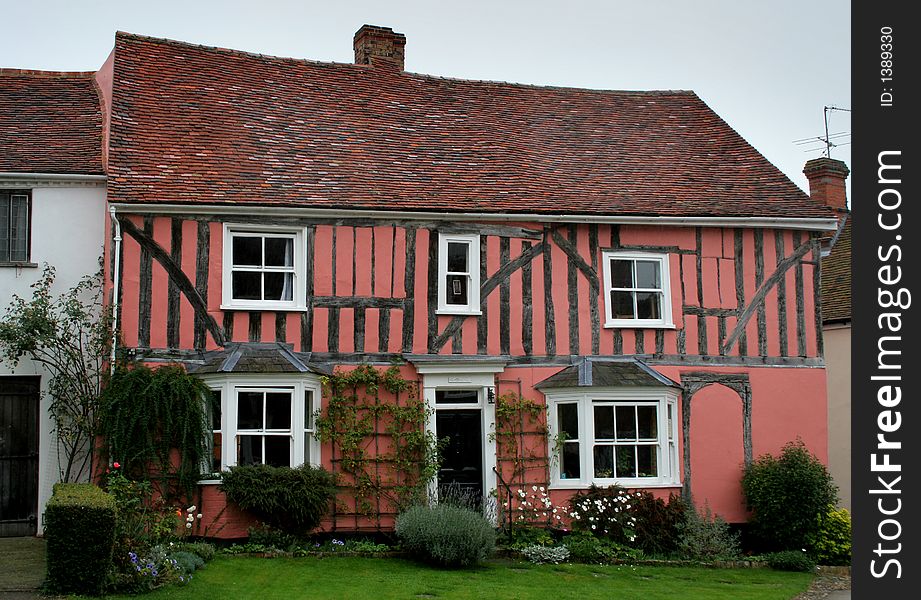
[
  {"left": 601, "top": 251, "right": 674, "bottom": 328},
  {"left": 221, "top": 223, "right": 308, "bottom": 311},
  {"left": 201, "top": 374, "right": 322, "bottom": 478},
  {"left": 437, "top": 233, "right": 481, "bottom": 315},
  {"left": 0, "top": 190, "right": 31, "bottom": 264},
  {"left": 547, "top": 388, "right": 679, "bottom": 489}
]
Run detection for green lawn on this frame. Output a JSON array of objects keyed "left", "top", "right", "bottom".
[{"left": 101, "top": 555, "right": 813, "bottom": 600}]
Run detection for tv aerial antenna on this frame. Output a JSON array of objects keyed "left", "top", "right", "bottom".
[{"left": 793, "top": 105, "right": 851, "bottom": 157}]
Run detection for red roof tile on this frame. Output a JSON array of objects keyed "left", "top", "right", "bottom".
[
  {"left": 0, "top": 70, "right": 104, "bottom": 175},
  {"left": 107, "top": 33, "right": 833, "bottom": 219},
  {"left": 821, "top": 215, "right": 851, "bottom": 322}
]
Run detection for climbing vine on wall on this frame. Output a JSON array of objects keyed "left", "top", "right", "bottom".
[
  {"left": 493, "top": 392, "right": 553, "bottom": 529},
  {"left": 315, "top": 365, "right": 442, "bottom": 530},
  {"left": 98, "top": 364, "right": 210, "bottom": 501}
]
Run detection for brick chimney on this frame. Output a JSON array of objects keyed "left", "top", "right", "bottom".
[
  {"left": 803, "top": 157, "right": 850, "bottom": 210},
  {"left": 353, "top": 25, "right": 406, "bottom": 70}
]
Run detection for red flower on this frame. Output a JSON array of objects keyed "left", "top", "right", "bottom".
[{"left": 113, "top": 462, "right": 121, "bottom": 468}]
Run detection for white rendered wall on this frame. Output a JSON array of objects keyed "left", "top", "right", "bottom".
[{"left": 0, "top": 182, "right": 106, "bottom": 534}]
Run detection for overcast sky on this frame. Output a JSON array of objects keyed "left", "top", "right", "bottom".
[{"left": 2, "top": 0, "right": 851, "bottom": 202}]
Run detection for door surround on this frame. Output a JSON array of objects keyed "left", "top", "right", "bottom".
[{"left": 414, "top": 360, "right": 506, "bottom": 508}]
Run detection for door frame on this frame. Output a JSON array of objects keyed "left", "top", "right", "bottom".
[{"left": 415, "top": 360, "right": 506, "bottom": 512}]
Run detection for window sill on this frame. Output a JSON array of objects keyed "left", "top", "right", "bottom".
[
  {"left": 603, "top": 321, "right": 676, "bottom": 330},
  {"left": 436, "top": 308, "right": 483, "bottom": 316},
  {"left": 220, "top": 303, "right": 308, "bottom": 312},
  {"left": 0, "top": 261, "right": 38, "bottom": 269},
  {"left": 197, "top": 478, "right": 222, "bottom": 485},
  {"left": 550, "top": 481, "right": 681, "bottom": 490}
]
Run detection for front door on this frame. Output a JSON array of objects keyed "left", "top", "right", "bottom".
[
  {"left": 0, "top": 377, "right": 40, "bottom": 537},
  {"left": 436, "top": 409, "right": 483, "bottom": 507}
]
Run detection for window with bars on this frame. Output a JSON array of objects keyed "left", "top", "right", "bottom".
[
  {"left": 0, "top": 191, "right": 30, "bottom": 263},
  {"left": 601, "top": 251, "right": 673, "bottom": 328}
]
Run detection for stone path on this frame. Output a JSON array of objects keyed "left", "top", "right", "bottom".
[{"left": 0, "top": 537, "right": 44, "bottom": 599}]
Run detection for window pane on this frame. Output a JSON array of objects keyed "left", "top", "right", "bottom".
[
  {"left": 610, "top": 291, "right": 635, "bottom": 319},
  {"left": 436, "top": 389, "right": 478, "bottom": 404},
  {"left": 264, "top": 237, "right": 293, "bottom": 267},
  {"left": 211, "top": 433, "right": 222, "bottom": 473},
  {"left": 561, "top": 442, "right": 581, "bottom": 479},
  {"left": 667, "top": 405, "right": 674, "bottom": 441},
  {"left": 615, "top": 445, "right": 637, "bottom": 478},
  {"left": 637, "top": 445, "right": 657, "bottom": 477},
  {"left": 232, "top": 271, "right": 261, "bottom": 300},
  {"left": 264, "top": 436, "right": 291, "bottom": 467},
  {"left": 237, "top": 391, "right": 263, "bottom": 429},
  {"left": 304, "top": 435, "right": 312, "bottom": 465},
  {"left": 557, "top": 404, "right": 579, "bottom": 439},
  {"left": 265, "top": 392, "right": 291, "bottom": 429},
  {"left": 0, "top": 196, "right": 9, "bottom": 262},
  {"left": 445, "top": 274, "right": 468, "bottom": 305},
  {"left": 447, "top": 241, "right": 468, "bottom": 273},
  {"left": 237, "top": 435, "right": 262, "bottom": 465},
  {"left": 9, "top": 196, "right": 28, "bottom": 262},
  {"left": 610, "top": 259, "right": 633, "bottom": 288},
  {"left": 208, "top": 390, "right": 222, "bottom": 430},
  {"left": 232, "top": 236, "right": 262, "bottom": 266},
  {"left": 635, "top": 292, "right": 661, "bottom": 319},
  {"left": 264, "top": 272, "right": 293, "bottom": 301},
  {"left": 635, "top": 260, "right": 660, "bottom": 289},
  {"left": 304, "top": 391, "right": 313, "bottom": 430},
  {"left": 593, "top": 406, "right": 614, "bottom": 440},
  {"left": 637, "top": 406, "right": 658, "bottom": 439},
  {"left": 593, "top": 445, "right": 614, "bottom": 478},
  {"left": 615, "top": 406, "right": 637, "bottom": 440}
]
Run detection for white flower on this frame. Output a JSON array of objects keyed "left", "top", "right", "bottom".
[
  {"left": 185, "top": 522, "right": 192, "bottom": 529},
  {"left": 186, "top": 505, "right": 197, "bottom": 513},
  {"left": 197, "top": 514, "right": 203, "bottom": 519},
  {"left": 532, "top": 485, "right": 538, "bottom": 491}
]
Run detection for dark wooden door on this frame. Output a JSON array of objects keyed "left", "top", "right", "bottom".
[
  {"left": 0, "top": 377, "right": 40, "bottom": 537},
  {"left": 436, "top": 409, "right": 483, "bottom": 507}
]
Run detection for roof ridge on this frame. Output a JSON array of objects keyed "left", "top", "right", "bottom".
[
  {"left": 0, "top": 68, "right": 97, "bottom": 78},
  {"left": 114, "top": 30, "right": 697, "bottom": 96}
]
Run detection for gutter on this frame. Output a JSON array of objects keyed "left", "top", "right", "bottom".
[
  {"left": 0, "top": 172, "right": 107, "bottom": 182},
  {"left": 109, "top": 206, "right": 121, "bottom": 375},
  {"left": 110, "top": 203, "right": 839, "bottom": 232}
]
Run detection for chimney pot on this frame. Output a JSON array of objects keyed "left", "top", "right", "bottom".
[
  {"left": 353, "top": 25, "right": 406, "bottom": 71},
  {"left": 804, "top": 157, "right": 849, "bottom": 211}
]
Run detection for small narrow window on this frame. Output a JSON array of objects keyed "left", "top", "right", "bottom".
[
  {"left": 437, "top": 233, "right": 481, "bottom": 314},
  {"left": 557, "top": 403, "right": 581, "bottom": 480},
  {"left": 0, "top": 191, "right": 30, "bottom": 263},
  {"left": 207, "top": 389, "right": 222, "bottom": 474}
]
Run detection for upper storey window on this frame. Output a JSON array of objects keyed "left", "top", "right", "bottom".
[
  {"left": 437, "top": 233, "right": 481, "bottom": 315},
  {"left": 221, "top": 225, "right": 307, "bottom": 311},
  {"left": 601, "top": 251, "right": 673, "bottom": 328},
  {"left": 0, "top": 191, "right": 30, "bottom": 264}
]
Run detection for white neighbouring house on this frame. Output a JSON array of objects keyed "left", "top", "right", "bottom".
[{"left": 0, "top": 69, "right": 107, "bottom": 536}]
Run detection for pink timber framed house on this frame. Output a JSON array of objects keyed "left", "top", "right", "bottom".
[{"left": 93, "top": 26, "right": 842, "bottom": 535}]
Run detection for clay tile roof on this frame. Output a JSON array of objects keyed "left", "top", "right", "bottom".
[
  {"left": 821, "top": 215, "right": 851, "bottom": 323},
  {"left": 107, "top": 32, "right": 833, "bottom": 219},
  {"left": 0, "top": 69, "right": 104, "bottom": 175}
]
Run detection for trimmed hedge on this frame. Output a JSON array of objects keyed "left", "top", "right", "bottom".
[
  {"left": 219, "top": 463, "right": 337, "bottom": 536},
  {"left": 44, "top": 483, "right": 116, "bottom": 595}
]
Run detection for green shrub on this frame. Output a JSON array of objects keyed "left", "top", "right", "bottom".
[
  {"left": 741, "top": 440, "right": 837, "bottom": 552},
  {"left": 568, "top": 485, "right": 641, "bottom": 544},
  {"left": 521, "top": 544, "right": 570, "bottom": 564},
  {"left": 503, "top": 525, "right": 555, "bottom": 550},
  {"left": 396, "top": 504, "right": 496, "bottom": 567},
  {"left": 562, "top": 531, "right": 639, "bottom": 564},
  {"left": 677, "top": 504, "right": 740, "bottom": 561},
  {"left": 766, "top": 550, "right": 817, "bottom": 572},
  {"left": 175, "top": 541, "right": 216, "bottom": 563},
  {"left": 169, "top": 550, "right": 205, "bottom": 574},
  {"left": 44, "top": 483, "right": 117, "bottom": 595},
  {"left": 812, "top": 507, "right": 851, "bottom": 565},
  {"left": 220, "top": 463, "right": 337, "bottom": 536},
  {"left": 630, "top": 491, "right": 688, "bottom": 556}
]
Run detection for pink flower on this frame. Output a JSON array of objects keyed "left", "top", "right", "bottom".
[{"left": 113, "top": 462, "right": 121, "bottom": 468}]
